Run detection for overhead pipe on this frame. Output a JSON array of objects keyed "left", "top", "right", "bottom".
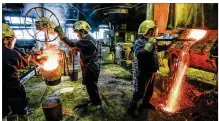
[
  {"left": 89, "top": 3, "right": 140, "bottom": 17},
  {"left": 102, "top": 9, "right": 128, "bottom": 15},
  {"left": 70, "top": 4, "right": 87, "bottom": 18}
]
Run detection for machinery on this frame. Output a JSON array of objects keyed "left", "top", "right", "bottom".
[
  {"left": 113, "top": 31, "right": 135, "bottom": 68},
  {"left": 24, "top": 7, "right": 60, "bottom": 42},
  {"left": 21, "top": 7, "right": 73, "bottom": 85},
  {"left": 168, "top": 29, "right": 218, "bottom": 85}
]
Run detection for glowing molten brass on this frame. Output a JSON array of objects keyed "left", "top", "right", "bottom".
[
  {"left": 163, "top": 30, "right": 206, "bottom": 113},
  {"left": 163, "top": 64, "right": 187, "bottom": 113},
  {"left": 42, "top": 50, "right": 59, "bottom": 71},
  {"left": 188, "top": 29, "right": 207, "bottom": 40},
  {"left": 40, "top": 50, "right": 62, "bottom": 86}
]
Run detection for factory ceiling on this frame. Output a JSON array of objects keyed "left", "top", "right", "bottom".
[{"left": 2, "top": 3, "right": 147, "bottom": 31}]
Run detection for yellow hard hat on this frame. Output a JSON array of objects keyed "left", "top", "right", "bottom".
[
  {"left": 2, "top": 23, "right": 15, "bottom": 39},
  {"left": 74, "top": 20, "right": 91, "bottom": 32},
  {"left": 138, "top": 20, "right": 156, "bottom": 35}
]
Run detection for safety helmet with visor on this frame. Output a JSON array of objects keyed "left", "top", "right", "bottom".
[
  {"left": 138, "top": 20, "right": 157, "bottom": 35},
  {"left": 2, "top": 23, "right": 17, "bottom": 49}
]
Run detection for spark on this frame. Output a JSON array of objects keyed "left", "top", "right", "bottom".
[
  {"left": 163, "top": 29, "right": 206, "bottom": 113},
  {"left": 163, "top": 64, "right": 187, "bottom": 112}
]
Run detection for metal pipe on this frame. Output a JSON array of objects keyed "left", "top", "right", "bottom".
[
  {"left": 156, "top": 38, "right": 196, "bottom": 41},
  {"left": 40, "top": 3, "right": 45, "bottom": 17},
  {"left": 89, "top": 4, "right": 139, "bottom": 17},
  {"left": 72, "top": 49, "right": 75, "bottom": 70},
  {"left": 14, "top": 47, "right": 41, "bottom": 66},
  {"left": 70, "top": 4, "right": 87, "bottom": 18},
  {"left": 20, "top": 66, "right": 41, "bottom": 84},
  {"left": 60, "top": 50, "right": 68, "bottom": 76}
]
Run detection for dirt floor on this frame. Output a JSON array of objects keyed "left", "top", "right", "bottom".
[{"left": 8, "top": 64, "right": 217, "bottom": 121}]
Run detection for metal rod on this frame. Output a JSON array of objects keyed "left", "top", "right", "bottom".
[
  {"left": 156, "top": 38, "right": 195, "bottom": 41},
  {"left": 14, "top": 47, "right": 41, "bottom": 66},
  {"left": 72, "top": 50, "right": 75, "bottom": 70},
  {"left": 60, "top": 50, "right": 67, "bottom": 76},
  {"left": 20, "top": 66, "right": 41, "bottom": 84},
  {"left": 40, "top": 3, "right": 45, "bottom": 17}
]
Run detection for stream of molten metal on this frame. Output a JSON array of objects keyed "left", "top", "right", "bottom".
[
  {"left": 163, "top": 29, "right": 207, "bottom": 113},
  {"left": 163, "top": 63, "right": 187, "bottom": 112},
  {"left": 42, "top": 51, "right": 59, "bottom": 71}
]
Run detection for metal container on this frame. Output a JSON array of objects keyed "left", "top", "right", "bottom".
[
  {"left": 41, "top": 65, "right": 62, "bottom": 86},
  {"left": 42, "top": 97, "right": 62, "bottom": 121},
  {"left": 69, "top": 69, "right": 78, "bottom": 81}
]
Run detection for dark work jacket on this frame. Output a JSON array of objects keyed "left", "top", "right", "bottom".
[
  {"left": 133, "top": 37, "right": 159, "bottom": 73},
  {"left": 62, "top": 34, "right": 99, "bottom": 67},
  {"left": 3, "top": 45, "right": 28, "bottom": 92}
]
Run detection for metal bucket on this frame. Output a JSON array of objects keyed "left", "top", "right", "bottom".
[
  {"left": 41, "top": 65, "right": 62, "bottom": 86},
  {"left": 69, "top": 69, "right": 78, "bottom": 81},
  {"left": 42, "top": 97, "right": 62, "bottom": 121}
]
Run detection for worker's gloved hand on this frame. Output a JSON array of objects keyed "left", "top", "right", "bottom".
[
  {"left": 54, "top": 26, "right": 66, "bottom": 40},
  {"left": 148, "top": 37, "right": 157, "bottom": 44},
  {"left": 144, "top": 37, "right": 157, "bottom": 52}
]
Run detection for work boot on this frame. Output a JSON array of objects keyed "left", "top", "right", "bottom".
[
  {"left": 127, "top": 108, "right": 139, "bottom": 117},
  {"left": 139, "top": 102, "right": 155, "bottom": 110},
  {"left": 87, "top": 103, "right": 101, "bottom": 111},
  {"left": 74, "top": 100, "right": 91, "bottom": 112},
  {"left": 127, "top": 101, "right": 139, "bottom": 117}
]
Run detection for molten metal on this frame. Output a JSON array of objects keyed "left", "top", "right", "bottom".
[
  {"left": 163, "top": 29, "right": 206, "bottom": 113},
  {"left": 188, "top": 29, "right": 207, "bottom": 40},
  {"left": 42, "top": 50, "right": 59, "bottom": 71},
  {"left": 163, "top": 64, "right": 187, "bottom": 113}
]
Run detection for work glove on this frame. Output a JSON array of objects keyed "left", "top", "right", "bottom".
[
  {"left": 144, "top": 37, "right": 157, "bottom": 52},
  {"left": 54, "top": 26, "right": 66, "bottom": 40}
]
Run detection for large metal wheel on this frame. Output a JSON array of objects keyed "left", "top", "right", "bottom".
[{"left": 24, "top": 7, "right": 60, "bottom": 42}]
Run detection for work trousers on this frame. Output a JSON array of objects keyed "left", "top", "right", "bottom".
[
  {"left": 3, "top": 84, "right": 28, "bottom": 117},
  {"left": 81, "top": 62, "right": 101, "bottom": 105},
  {"left": 131, "top": 71, "right": 155, "bottom": 106}
]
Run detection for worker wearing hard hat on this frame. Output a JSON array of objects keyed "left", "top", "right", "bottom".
[
  {"left": 55, "top": 21, "right": 101, "bottom": 111},
  {"left": 127, "top": 20, "right": 161, "bottom": 117},
  {"left": 2, "top": 23, "right": 29, "bottom": 117}
]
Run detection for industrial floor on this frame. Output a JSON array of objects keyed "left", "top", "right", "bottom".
[{"left": 9, "top": 64, "right": 217, "bottom": 121}]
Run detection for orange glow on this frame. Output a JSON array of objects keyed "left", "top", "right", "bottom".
[
  {"left": 163, "top": 40, "right": 197, "bottom": 113},
  {"left": 188, "top": 30, "right": 207, "bottom": 40},
  {"left": 163, "top": 64, "right": 187, "bottom": 113},
  {"left": 42, "top": 50, "right": 59, "bottom": 71}
]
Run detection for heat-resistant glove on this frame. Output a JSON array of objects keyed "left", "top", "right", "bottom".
[
  {"left": 54, "top": 26, "right": 66, "bottom": 40},
  {"left": 144, "top": 37, "right": 157, "bottom": 52}
]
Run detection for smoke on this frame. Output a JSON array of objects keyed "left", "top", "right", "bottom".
[
  {"left": 22, "top": 3, "right": 70, "bottom": 24},
  {"left": 22, "top": 3, "right": 71, "bottom": 50}
]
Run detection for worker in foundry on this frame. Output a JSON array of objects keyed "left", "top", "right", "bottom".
[
  {"left": 2, "top": 23, "right": 30, "bottom": 117},
  {"left": 128, "top": 20, "right": 168, "bottom": 117},
  {"left": 54, "top": 20, "right": 101, "bottom": 111}
]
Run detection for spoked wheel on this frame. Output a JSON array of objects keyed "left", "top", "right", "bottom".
[{"left": 24, "top": 7, "right": 60, "bottom": 42}]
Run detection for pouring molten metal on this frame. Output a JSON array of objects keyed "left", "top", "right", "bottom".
[{"left": 162, "top": 29, "right": 206, "bottom": 113}]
